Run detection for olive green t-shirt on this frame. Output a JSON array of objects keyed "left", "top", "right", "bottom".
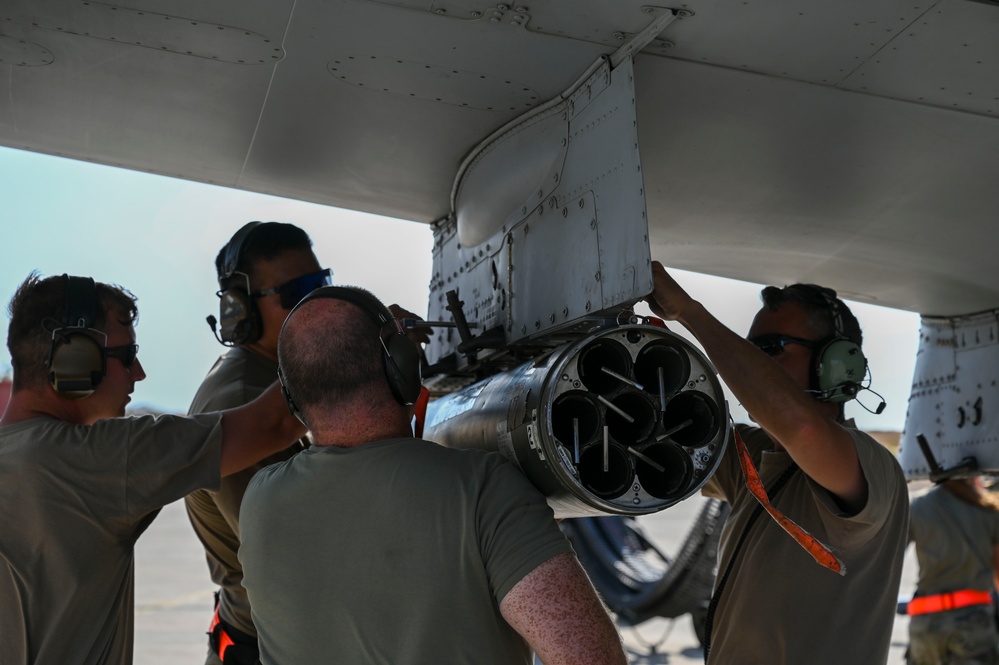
[
  {"left": 184, "top": 347, "right": 305, "bottom": 636},
  {"left": 909, "top": 484, "right": 999, "bottom": 596},
  {"left": 239, "top": 438, "right": 573, "bottom": 665},
  {"left": 701, "top": 422, "right": 909, "bottom": 665},
  {"left": 0, "top": 413, "right": 223, "bottom": 665}
]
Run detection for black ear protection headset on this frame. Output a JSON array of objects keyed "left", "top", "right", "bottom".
[
  {"left": 276, "top": 286, "right": 423, "bottom": 424},
  {"left": 214, "top": 221, "right": 264, "bottom": 346},
  {"left": 800, "top": 286, "right": 868, "bottom": 403},
  {"left": 45, "top": 275, "right": 107, "bottom": 398}
]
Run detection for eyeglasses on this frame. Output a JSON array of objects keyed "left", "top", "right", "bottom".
[
  {"left": 106, "top": 343, "right": 140, "bottom": 369},
  {"left": 748, "top": 334, "right": 817, "bottom": 357},
  {"left": 250, "top": 268, "right": 334, "bottom": 309}
]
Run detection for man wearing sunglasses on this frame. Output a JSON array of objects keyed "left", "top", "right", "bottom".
[
  {"left": 185, "top": 222, "right": 428, "bottom": 665},
  {"left": 645, "top": 261, "right": 908, "bottom": 665},
  {"left": 0, "top": 273, "right": 307, "bottom": 665}
]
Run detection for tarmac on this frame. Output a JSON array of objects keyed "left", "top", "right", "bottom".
[{"left": 134, "top": 491, "right": 920, "bottom": 664}]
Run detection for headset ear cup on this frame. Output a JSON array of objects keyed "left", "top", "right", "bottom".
[
  {"left": 383, "top": 332, "right": 423, "bottom": 405},
  {"left": 218, "top": 284, "right": 261, "bottom": 345},
  {"left": 814, "top": 338, "right": 867, "bottom": 403},
  {"left": 276, "top": 364, "right": 307, "bottom": 426},
  {"left": 49, "top": 332, "right": 105, "bottom": 398}
]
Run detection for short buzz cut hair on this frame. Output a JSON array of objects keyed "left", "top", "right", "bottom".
[
  {"left": 277, "top": 289, "right": 391, "bottom": 418},
  {"left": 6, "top": 272, "right": 138, "bottom": 391},
  {"left": 760, "top": 283, "right": 863, "bottom": 347}
]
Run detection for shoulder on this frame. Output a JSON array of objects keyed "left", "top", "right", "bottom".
[
  {"left": 847, "top": 427, "right": 904, "bottom": 479},
  {"left": 189, "top": 349, "right": 277, "bottom": 413}
]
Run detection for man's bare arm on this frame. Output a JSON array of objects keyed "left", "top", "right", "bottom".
[
  {"left": 645, "top": 261, "right": 866, "bottom": 512},
  {"left": 218, "top": 381, "right": 308, "bottom": 476},
  {"left": 500, "top": 552, "right": 627, "bottom": 665}
]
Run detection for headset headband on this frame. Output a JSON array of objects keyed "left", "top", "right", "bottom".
[
  {"left": 63, "top": 274, "right": 97, "bottom": 329},
  {"left": 279, "top": 285, "right": 422, "bottom": 411},
  {"left": 218, "top": 221, "right": 262, "bottom": 285}
]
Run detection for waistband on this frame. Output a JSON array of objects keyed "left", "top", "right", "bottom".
[
  {"left": 907, "top": 589, "right": 993, "bottom": 615},
  {"left": 209, "top": 604, "right": 259, "bottom": 664}
]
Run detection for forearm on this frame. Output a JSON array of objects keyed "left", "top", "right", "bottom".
[
  {"left": 679, "top": 301, "right": 828, "bottom": 440},
  {"left": 501, "top": 553, "right": 627, "bottom": 665},
  {"left": 218, "top": 382, "right": 308, "bottom": 476},
  {"left": 679, "top": 300, "right": 865, "bottom": 507}
]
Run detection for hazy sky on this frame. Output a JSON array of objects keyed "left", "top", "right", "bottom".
[{"left": 0, "top": 145, "right": 921, "bottom": 430}]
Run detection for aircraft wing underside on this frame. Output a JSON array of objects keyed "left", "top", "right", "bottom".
[{"left": 2, "top": 0, "right": 998, "bottom": 316}]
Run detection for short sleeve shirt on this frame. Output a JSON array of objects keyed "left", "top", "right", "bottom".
[
  {"left": 700, "top": 422, "right": 909, "bottom": 665},
  {"left": 909, "top": 484, "right": 999, "bottom": 595},
  {"left": 239, "top": 438, "right": 573, "bottom": 665},
  {"left": 184, "top": 347, "right": 305, "bottom": 635},
  {"left": 0, "top": 413, "right": 223, "bottom": 665}
]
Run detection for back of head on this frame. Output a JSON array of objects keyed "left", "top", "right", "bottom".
[
  {"left": 277, "top": 288, "right": 398, "bottom": 428},
  {"left": 6, "top": 272, "right": 138, "bottom": 392},
  {"left": 942, "top": 477, "right": 999, "bottom": 512},
  {"left": 760, "top": 283, "right": 863, "bottom": 347}
]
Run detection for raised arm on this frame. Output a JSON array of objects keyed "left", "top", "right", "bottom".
[
  {"left": 645, "top": 262, "right": 866, "bottom": 512},
  {"left": 218, "top": 381, "right": 308, "bottom": 476},
  {"left": 499, "top": 552, "right": 628, "bottom": 665}
]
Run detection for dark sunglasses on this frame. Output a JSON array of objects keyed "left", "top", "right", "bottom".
[
  {"left": 106, "top": 343, "right": 140, "bottom": 369},
  {"left": 251, "top": 268, "right": 334, "bottom": 309},
  {"left": 748, "top": 334, "right": 817, "bottom": 357}
]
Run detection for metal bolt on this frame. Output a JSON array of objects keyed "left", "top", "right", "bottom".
[
  {"left": 585, "top": 302, "right": 591, "bottom": 311},
  {"left": 594, "top": 272, "right": 601, "bottom": 281},
  {"left": 535, "top": 320, "right": 541, "bottom": 329},
  {"left": 470, "top": 10, "right": 481, "bottom": 17},
  {"left": 521, "top": 325, "right": 527, "bottom": 333},
  {"left": 578, "top": 199, "right": 584, "bottom": 208},
  {"left": 549, "top": 313, "right": 555, "bottom": 323},
  {"left": 498, "top": 4, "right": 509, "bottom": 10},
  {"left": 562, "top": 307, "right": 569, "bottom": 316},
  {"left": 562, "top": 207, "right": 568, "bottom": 217},
  {"left": 434, "top": 8, "right": 446, "bottom": 14}
]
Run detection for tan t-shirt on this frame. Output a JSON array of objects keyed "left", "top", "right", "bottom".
[
  {"left": 184, "top": 347, "right": 305, "bottom": 636},
  {"left": 0, "top": 413, "right": 223, "bottom": 665},
  {"left": 909, "top": 484, "right": 999, "bottom": 596},
  {"left": 701, "top": 422, "right": 909, "bottom": 665}
]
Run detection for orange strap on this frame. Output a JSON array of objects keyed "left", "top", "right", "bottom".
[
  {"left": 734, "top": 427, "right": 846, "bottom": 576},
  {"left": 907, "top": 590, "right": 993, "bottom": 615},
  {"left": 209, "top": 607, "right": 235, "bottom": 661},
  {"left": 413, "top": 386, "right": 430, "bottom": 438}
]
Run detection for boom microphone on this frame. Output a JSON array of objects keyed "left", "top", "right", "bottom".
[
  {"left": 206, "top": 315, "right": 225, "bottom": 345},
  {"left": 859, "top": 386, "right": 887, "bottom": 415}
]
